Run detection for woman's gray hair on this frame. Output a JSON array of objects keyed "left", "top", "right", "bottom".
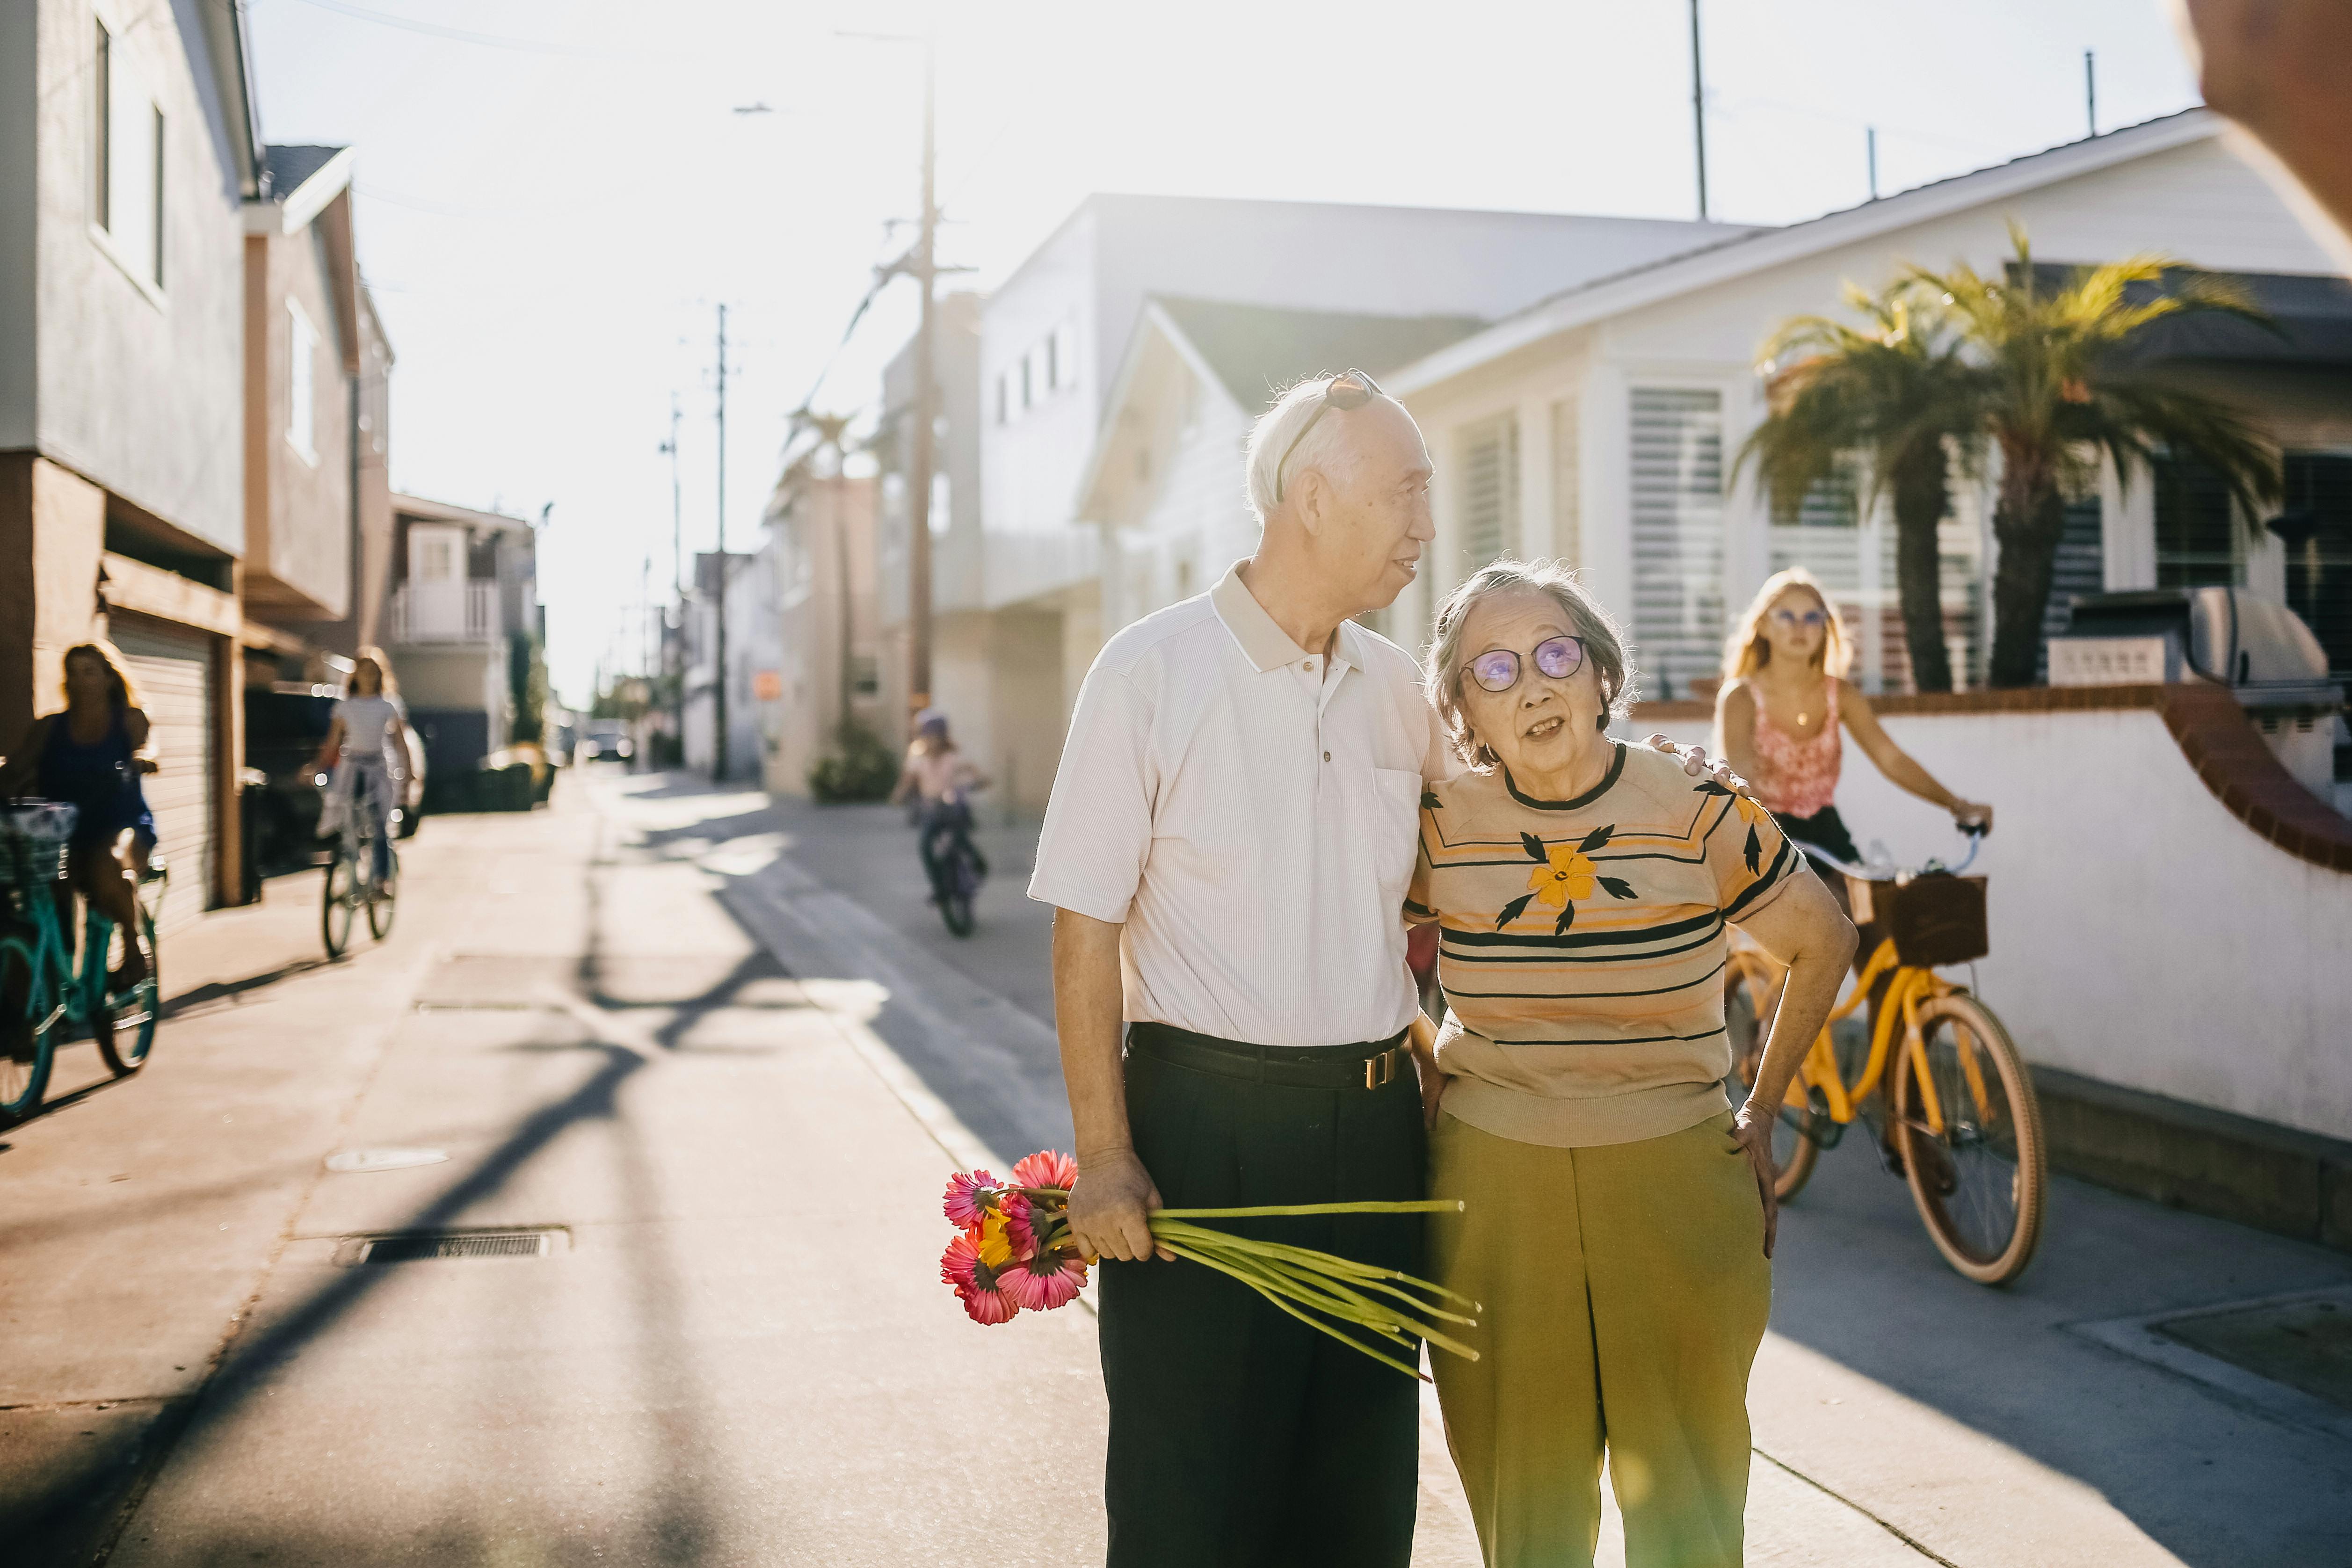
[
  {"left": 1243, "top": 374, "right": 1372, "bottom": 523},
  {"left": 1423, "top": 558, "right": 1639, "bottom": 770}
]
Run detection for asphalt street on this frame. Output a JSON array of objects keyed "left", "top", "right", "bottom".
[{"left": 1, "top": 766, "right": 2346, "bottom": 1566}]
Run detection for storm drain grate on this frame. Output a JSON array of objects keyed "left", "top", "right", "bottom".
[{"left": 346, "top": 1229, "right": 563, "bottom": 1265}]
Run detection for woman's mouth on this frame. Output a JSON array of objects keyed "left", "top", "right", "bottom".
[{"left": 1524, "top": 715, "right": 1566, "bottom": 741}]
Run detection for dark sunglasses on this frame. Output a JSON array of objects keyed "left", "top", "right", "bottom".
[
  {"left": 1272, "top": 369, "right": 1385, "bottom": 503},
  {"left": 1464, "top": 636, "right": 1586, "bottom": 694},
  {"left": 1771, "top": 607, "right": 1829, "bottom": 630}
]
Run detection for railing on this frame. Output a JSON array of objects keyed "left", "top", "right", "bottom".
[{"left": 391, "top": 580, "right": 500, "bottom": 644}]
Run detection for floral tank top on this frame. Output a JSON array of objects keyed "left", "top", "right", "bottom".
[{"left": 1751, "top": 677, "right": 1841, "bottom": 818}]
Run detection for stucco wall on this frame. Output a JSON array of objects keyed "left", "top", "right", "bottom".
[
  {"left": 0, "top": 0, "right": 36, "bottom": 447},
  {"left": 246, "top": 222, "right": 352, "bottom": 617},
  {"left": 31, "top": 0, "right": 243, "bottom": 552},
  {"left": 1632, "top": 703, "right": 2352, "bottom": 1140}
]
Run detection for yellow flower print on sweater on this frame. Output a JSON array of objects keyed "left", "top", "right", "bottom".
[
  {"left": 1495, "top": 827, "right": 1640, "bottom": 936},
  {"left": 1700, "top": 780, "right": 1779, "bottom": 874}
]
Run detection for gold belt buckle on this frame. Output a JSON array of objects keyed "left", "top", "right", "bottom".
[{"left": 1364, "top": 1048, "right": 1396, "bottom": 1090}]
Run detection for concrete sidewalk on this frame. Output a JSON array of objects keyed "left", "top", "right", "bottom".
[{"left": 2, "top": 778, "right": 1106, "bottom": 1563}]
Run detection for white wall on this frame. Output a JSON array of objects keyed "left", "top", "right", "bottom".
[
  {"left": 1634, "top": 704, "right": 2352, "bottom": 1140},
  {"left": 0, "top": 0, "right": 36, "bottom": 445},
  {"left": 29, "top": 0, "right": 246, "bottom": 552}
]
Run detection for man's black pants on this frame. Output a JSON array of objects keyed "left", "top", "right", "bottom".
[{"left": 1099, "top": 1024, "right": 1426, "bottom": 1568}]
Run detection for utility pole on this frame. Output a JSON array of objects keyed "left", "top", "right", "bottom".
[
  {"left": 1866, "top": 126, "right": 1879, "bottom": 201},
  {"left": 906, "top": 31, "right": 938, "bottom": 718},
  {"left": 660, "top": 393, "right": 682, "bottom": 763},
  {"left": 713, "top": 303, "right": 729, "bottom": 781},
  {"left": 1689, "top": 0, "right": 1708, "bottom": 221},
  {"left": 2084, "top": 49, "right": 2098, "bottom": 138}
]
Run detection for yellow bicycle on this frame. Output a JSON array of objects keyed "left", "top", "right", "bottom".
[{"left": 1726, "top": 828, "right": 2047, "bottom": 1285}]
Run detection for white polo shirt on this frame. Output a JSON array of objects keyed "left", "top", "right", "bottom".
[{"left": 1028, "top": 564, "right": 1450, "bottom": 1048}]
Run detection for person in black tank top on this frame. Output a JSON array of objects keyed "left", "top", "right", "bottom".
[{"left": 0, "top": 643, "right": 158, "bottom": 986}]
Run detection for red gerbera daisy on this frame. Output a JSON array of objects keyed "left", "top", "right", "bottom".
[
  {"left": 942, "top": 1169, "right": 1009, "bottom": 1230},
  {"left": 1010, "top": 1149, "right": 1079, "bottom": 1192},
  {"left": 1004, "top": 1246, "right": 1089, "bottom": 1312},
  {"left": 940, "top": 1232, "right": 1022, "bottom": 1324}
]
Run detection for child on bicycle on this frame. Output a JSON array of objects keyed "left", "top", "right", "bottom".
[
  {"left": 891, "top": 710, "right": 989, "bottom": 905},
  {"left": 309, "top": 652, "right": 409, "bottom": 888},
  {"left": 0, "top": 642, "right": 159, "bottom": 990}
]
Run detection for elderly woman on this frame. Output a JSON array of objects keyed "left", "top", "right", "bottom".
[{"left": 1406, "top": 560, "right": 1856, "bottom": 1568}]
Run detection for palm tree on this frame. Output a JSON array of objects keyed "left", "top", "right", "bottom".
[
  {"left": 1908, "top": 227, "right": 2283, "bottom": 687},
  {"left": 1741, "top": 279, "right": 1977, "bottom": 691}
]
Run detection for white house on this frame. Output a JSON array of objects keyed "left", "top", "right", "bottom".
[{"left": 1383, "top": 109, "right": 2352, "bottom": 701}]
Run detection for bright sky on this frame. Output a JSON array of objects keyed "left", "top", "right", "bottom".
[{"left": 244, "top": 0, "right": 2202, "bottom": 706}]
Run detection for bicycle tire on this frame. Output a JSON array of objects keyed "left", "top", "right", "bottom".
[
  {"left": 322, "top": 850, "right": 357, "bottom": 960},
  {"left": 1723, "top": 950, "right": 1819, "bottom": 1200},
  {"left": 93, "top": 904, "right": 160, "bottom": 1075},
  {"left": 367, "top": 845, "right": 398, "bottom": 941},
  {"left": 0, "top": 936, "right": 54, "bottom": 1126},
  {"left": 1891, "top": 991, "right": 2047, "bottom": 1285}
]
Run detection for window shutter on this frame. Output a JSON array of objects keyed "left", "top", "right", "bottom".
[
  {"left": 1629, "top": 387, "right": 1725, "bottom": 699},
  {"left": 1457, "top": 414, "right": 1519, "bottom": 575}
]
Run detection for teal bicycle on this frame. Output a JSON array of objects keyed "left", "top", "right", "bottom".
[{"left": 0, "top": 802, "right": 164, "bottom": 1125}]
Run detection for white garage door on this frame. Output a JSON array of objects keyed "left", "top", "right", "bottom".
[{"left": 108, "top": 618, "right": 217, "bottom": 936}]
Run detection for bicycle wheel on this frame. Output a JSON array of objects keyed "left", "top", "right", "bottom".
[
  {"left": 1891, "top": 991, "right": 2047, "bottom": 1285},
  {"left": 92, "top": 904, "right": 160, "bottom": 1075},
  {"left": 1724, "top": 949, "right": 1819, "bottom": 1200},
  {"left": 0, "top": 936, "right": 54, "bottom": 1126},
  {"left": 322, "top": 850, "right": 357, "bottom": 960},
  {"left": 366, "top": 844, "right": 398, "bottom": 941}
]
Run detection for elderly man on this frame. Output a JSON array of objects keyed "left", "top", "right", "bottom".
[{"left": 1029, "top": 370, "right": 1443, "bottom": 1566}]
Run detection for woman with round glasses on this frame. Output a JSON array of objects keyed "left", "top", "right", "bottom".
[
  {"left": 1715, "top": 569, "right": 1990, "bottom": 872},
  {"left": 1407, "top": 559, "right": 1856, "bottom": 1567}
]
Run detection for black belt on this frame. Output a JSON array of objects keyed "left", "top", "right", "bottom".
[{"left": 1127, "top": 1021, "right": 1412, "bottom": 1091}]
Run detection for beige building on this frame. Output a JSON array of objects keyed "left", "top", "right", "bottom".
[{"left": 758, "top": 452, "right": 883, "bottom": 797}]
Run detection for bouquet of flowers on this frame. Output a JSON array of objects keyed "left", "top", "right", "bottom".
[{"left": 940, "top": 1149, "right": 1479, "bottom": 1380}]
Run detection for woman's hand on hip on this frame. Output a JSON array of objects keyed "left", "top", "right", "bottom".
[
  {"left": 1067, "top": 1147, "right": 1172, "bottom": 1263},
  {"left": 1732, "top": 1107, "right": 1780, "bottom": 1259}
]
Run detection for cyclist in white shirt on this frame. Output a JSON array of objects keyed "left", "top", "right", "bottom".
[
  {"left": 891, "top": 710, "right": 988, "bottom": 903},
  {"left": 309, "top": 652, "right": 410, "bottom": 884}
]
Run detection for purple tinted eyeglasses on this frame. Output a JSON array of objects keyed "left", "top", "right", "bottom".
[
  {"left": 1464, "top": 637, "right": 1586, "bottom": 694},
  {"left": 1771, "top": 607, "right": 1828, "bottom": 630}
]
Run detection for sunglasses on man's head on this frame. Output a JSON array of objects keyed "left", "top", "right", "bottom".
[
  {"left": 1772, "top": 608, "right": 1829, "bottom": 630},
  {"left": 1272, "top": 370, "right": 1385, "bottom": 503},
  {"left": 1464, "top": 637, "right": 1586, "bottom": 694}
]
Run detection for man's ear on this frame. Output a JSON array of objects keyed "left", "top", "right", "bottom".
[{"left": 1290, "top": 466, "right": 1328, "bottom": 537}]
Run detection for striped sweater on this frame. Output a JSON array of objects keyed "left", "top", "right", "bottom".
[{"left": 1406, "top": 741, "right": 1803, "bottom": 1147}]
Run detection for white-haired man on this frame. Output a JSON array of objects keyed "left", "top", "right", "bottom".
[{"left": 1028, "top": 370, "right": 1444, "bottom": 1565}]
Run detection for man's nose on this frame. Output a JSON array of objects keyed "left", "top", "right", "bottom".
[{"left": 1408, "top": 508, "right": 1436, "bottom": 542}]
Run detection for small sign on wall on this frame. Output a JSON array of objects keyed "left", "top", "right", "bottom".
[{"left": 2048, "top": 636, "right": 2172, "bottom": 686}]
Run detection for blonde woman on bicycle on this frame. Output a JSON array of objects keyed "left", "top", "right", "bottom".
[
  {"left": 1714, "top": 569, "right": 1990, "bottom": 878},
  {"left": 309, "top": 652, "right": 409, "bottom": 888}
]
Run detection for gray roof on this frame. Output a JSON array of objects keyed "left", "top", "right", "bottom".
[
  {"left": 263, "top": 144, "right": 346, "bottom": 200},
  {"left": 1151, "top": 296, "right": 1485, "bottom": 411}
]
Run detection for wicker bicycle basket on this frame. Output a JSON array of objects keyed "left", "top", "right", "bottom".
[
  {"left": 1870, "top": 873, "right": 1989, "bottom": 968},
  {"left": 0, "top": 802, "right": 77, "bottom": 890}
]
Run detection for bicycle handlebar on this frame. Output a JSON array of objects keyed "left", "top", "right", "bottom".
[{"left": 1798, "top": 820, "right": 1986, "bottom": 884}]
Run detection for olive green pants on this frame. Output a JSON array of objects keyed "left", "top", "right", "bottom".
[{"left": 1429, "top": 1110, "right": 1773, "bottom": 1568}]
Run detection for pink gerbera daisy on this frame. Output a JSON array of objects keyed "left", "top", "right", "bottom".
[
  {"left": 1001, "top": 1192, "right": 1039, "bottom": 1259},
  {"left": 940, "top": 1233, "right": 1022, "bottom": 1324},
  {"left": 1004, "top": 1246, "right": 1089, "bottom": 1312},
  {"left": 1011, "top": 1149, "right": 1079, "bottom": 1192},
  {"left": 943, "top": 1169, "right": 1009, "bottom": 1230}
]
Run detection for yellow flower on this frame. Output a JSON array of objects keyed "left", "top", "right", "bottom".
[
  {"left": 1732, "top": 793, "right": 1770, "bottom": 827},
  {"left": 975, "top": 1212, "right": 1015, "bottom": 1271},
  {"left": 1528, "top": 845, "right": 1596, "bottom": 908}
]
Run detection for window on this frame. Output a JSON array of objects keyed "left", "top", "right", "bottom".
[
  {"left": 1629, "top": 387, "right": 1726, "bottom": 700},
  {"left": 1456, "top": 414, "right": 1520, "bottom": 574},
  {"left": 849, "top": 653, "right": 881, "bottom": 697},
  {"left": 1550, "top": 399, "right": 1580, "bottom": 566},
  {"left": 995, "top": 372, "right": 1009, "bottom": 425},
  {"left": 1020, "top": 349, "right": 1035, "bottom": 410},
  {"left": 93, "top": 21, "right": 165, "bottom": 288},
  {"left": 2154, "top": 452, "right": 2242, "bottom": 587},
  {"left": 1045, "top": 330, "right": 1061, "bottom": 392},
  {"left": 1052, "top": 321, "right": 1078, "bottom": 394},
  {"left": 2280, "top": 452, "right": 2352, "bottom": 683},
  {"left": 286, "top": 299, "right": 319, "bottom": 460}
]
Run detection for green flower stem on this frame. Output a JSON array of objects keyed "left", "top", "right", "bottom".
[
  {"left": 1148, "top": 1220, "right": 1480, "bottom": 1310},
  {"left": 1154, "top": 1201, "right": 1462, "bottom": 1219},
  {"left": 1248, "top": 1256, "right": 1480, "bottom": 1361},
  {"left": 1166, "top": 1239, "right": 1417, "bottom": 1347},
  {"left": 1161, "top": 1241, "right": 1427, "bottom": 1382}
]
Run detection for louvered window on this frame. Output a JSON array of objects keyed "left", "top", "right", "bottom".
[
  {"left": 2154, "top": 452, "right": 2242, "bottom": 587},
  {"left": 1457, "top": 414, "right": 1519, "bottom": 574},
  {"left": 1551, "top": 399, "right": 1581, "bottom": 566},
  {"left": 2281, "top": 452, "right": 2352, "bottom": 683},
  {"left": 1629, "top": 388, "right": 1725, "bottom": 699},
  {"left": 2038, "top": 497, "right": 2106, "bottom": 679},
  {"left": 1767, "top": 458, "right": 1984, "bottom": 692}
]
